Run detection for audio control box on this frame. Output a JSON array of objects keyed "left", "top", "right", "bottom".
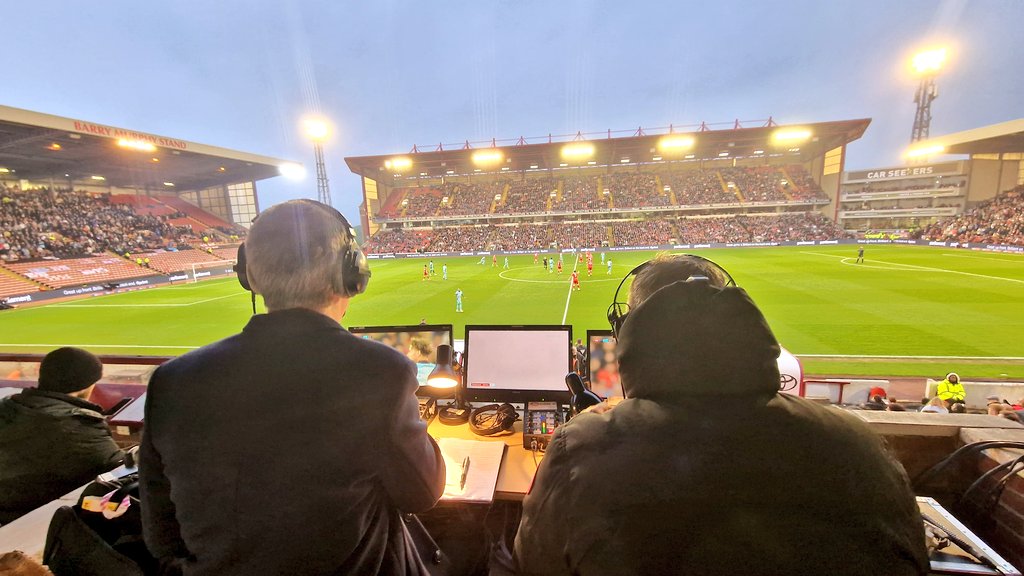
[{"left": 523, "top": 401, "right": 564, "bottom": 450}]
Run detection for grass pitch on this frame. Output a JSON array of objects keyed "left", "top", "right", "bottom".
[{"left": 0, "top": 244, "right": 1021, "bottom": 379}]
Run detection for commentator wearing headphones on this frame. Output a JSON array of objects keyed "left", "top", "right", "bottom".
[
  {"left": 514, "top": 254, "right": 928, "bottom": 576},
  {"left": 139, "top": 200, "right": 445, "bottom": 575}
]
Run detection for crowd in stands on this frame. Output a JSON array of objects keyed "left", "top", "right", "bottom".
[
  {"left": 665, "top": 170, "right": 733, "bottom": 205},
  {"left": 366, "top": 211, "right": 848, "bottom": 253},
  {"left": 848, "top": 180, "right": 965, "bottom": 195},
  {"left": 553, "top": 177, "right": 606, "bottom": 212},
  {"left": 379, "top": 166, "right": 830, "bottom": 221},
  {"left": 721, "top": 167, "right": 787, "bottom": 203},
  {"left": 498, "top": 179, "right": 554, "bottom": 214},
  {"left": 604, "top": 172, "right": 665, "bottom": 208},
  {"left": 1, "top": 186, "right": 194, "bottom": 262},
  {"left": 439, "top": 182, "right": 497, "bottom": 216},
  {"left": 611, "top": 219, "right": 674, "bottom": 246},
  {"left": 914, "top": 186, "right": 1024, "bottom": 246},
  {"left": 363, "top": 228, "right": 431, "bottom": 254}
]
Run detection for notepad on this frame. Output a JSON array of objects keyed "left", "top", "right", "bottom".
[{"left": 437, "top": 437, "right": 506, "bottom": 503}]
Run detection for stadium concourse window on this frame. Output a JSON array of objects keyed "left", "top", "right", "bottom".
[{"left": 228, "top": 182, "right": 258, "bottom": 227}]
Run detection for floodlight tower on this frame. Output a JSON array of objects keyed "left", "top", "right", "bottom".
[
  {"left": 303, "top": 116, "right": 333, "bottom": 206},
  {"left": 910, "top": 48, "right": 947, "bottom": 144}
]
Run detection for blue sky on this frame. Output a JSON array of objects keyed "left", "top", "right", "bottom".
[{"left": 4, "top": 0, "right": 1021, "bottom": 221}]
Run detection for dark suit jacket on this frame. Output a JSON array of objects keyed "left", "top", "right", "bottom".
[{"left": 139, "top": 308, "right": 445, "bottom": 575}]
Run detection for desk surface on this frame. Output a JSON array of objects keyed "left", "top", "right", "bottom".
[{"left": 428, "top": 417, "right": 538, "bottom": 501}]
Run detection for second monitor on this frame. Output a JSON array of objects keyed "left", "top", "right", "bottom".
[{"left": 464, "top": 325, "right": 572, "bottom": 404}]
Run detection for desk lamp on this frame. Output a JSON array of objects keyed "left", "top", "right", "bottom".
[{"left": 427, "top": 344, "right": 470, "bottom": 424}]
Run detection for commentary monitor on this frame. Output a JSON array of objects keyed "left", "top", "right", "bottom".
[
  {"left": 349, "top": 324, "right": 453, "bottom": 387},
  {"left": 463, "top": 325, "right": 572, "bottom": 404}
]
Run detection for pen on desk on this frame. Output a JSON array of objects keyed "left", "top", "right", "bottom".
[{"left": 460, "top": 456, "right": 471, "bottom": 490}]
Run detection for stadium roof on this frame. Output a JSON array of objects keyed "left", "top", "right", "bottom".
[
  {"left": 914, "top": 118, "right": 1024, "bottom": 155},
  {"left": 0, "top": 105, "right": 299, "bottom": 191},
  {"left": 344, "top": 118, "right": 870, "bottom": 179}
]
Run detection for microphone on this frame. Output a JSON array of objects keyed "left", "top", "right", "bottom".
[{"left": 565, "top": 372, "right": 602, "bottom": 417}]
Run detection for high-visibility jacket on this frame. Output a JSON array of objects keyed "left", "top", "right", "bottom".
[{"left": 936, "top": 379, "right": 966, "bottom": 402}]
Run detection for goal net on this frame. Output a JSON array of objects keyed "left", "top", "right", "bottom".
[{"left": 189, "top": 260, "right": 237, "bottom": 283}]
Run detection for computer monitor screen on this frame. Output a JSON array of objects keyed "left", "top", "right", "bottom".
[
  {"left": 349, "top": 324, "right": 453, "bottom": 387},
  {"left": 587, "top": 330, "right": 623, "bottom": 399},
  {"left": 464, "top": 325, "right": 572, "bottom": 403}
]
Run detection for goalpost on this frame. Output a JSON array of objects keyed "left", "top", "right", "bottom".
[{"left": 189, "top": 259, "right": 237, "bottom": 283}]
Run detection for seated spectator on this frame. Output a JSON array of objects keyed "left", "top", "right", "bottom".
[
  {"left": 0, "top": 347, "right": 124, "bottom": 524},
  {"left": 514, "top": 254, "right": 928, "bottom": 575},
  {"left": 935, "top": 372, "right": 966, "bottom": 405}
]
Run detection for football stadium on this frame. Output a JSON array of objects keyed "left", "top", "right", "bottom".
[{"left": 2, "top": 3, "right": 1024, "bottom": 574}]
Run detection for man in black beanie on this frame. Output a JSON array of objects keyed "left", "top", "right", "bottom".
[
  {"left": 0, "top": 347, "right": 124, "bottom": 524},
  {"left": 515, "top": 254, "right": 928, "bottom": 575}
]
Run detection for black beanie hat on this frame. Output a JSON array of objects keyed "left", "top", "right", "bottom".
[{"left": 38, "top": 347, "right": 104, "bottom": 394}]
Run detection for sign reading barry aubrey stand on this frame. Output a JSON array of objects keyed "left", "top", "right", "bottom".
[{"left": 844, "top": 161, "right": 963, "bottom": 183}]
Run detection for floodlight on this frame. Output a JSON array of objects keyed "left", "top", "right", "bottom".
[
  {"left": 657, "top": 135, "right": 695, "bottom": 152},
  {"left": 753, "top": 149, "right": 764, "bottom": 155},
  {"left": 501, "top": 166, "right": 510, "bottom": 171},
  {"left": 278, "top": 162, "right": 307, "bottom": 180},
  {"left": 559, "top": 163, "right": 568, "bottom": 167},
  {"left": 150, "top": 157, "right": 160, "bottom": 163},
  {"left": 561, "top": 142, "right": 595, "bottom": 160},
  {"left": 302, "top": 116, "right": 331, "bottom": 142},
  {"left": 684, "top": 154, "right": 695, "bottom": 159},
  {"left": 384, "top": 157, "right": 413, "bottom": 171},
  {"left": 718, "top": 152, "right": 729, "bottom": 157},
  {"left": 771, "top": 128, "right": 812, "bottom": 144},
  {"left": 911, "top": 48, "right": 947, "bottom": 76},
  {"left": 117, "top": 138, "right": 157, "bottom": 152},
  {"left": 587, "top": 161, "right": 597, "bottom": 165},
  {"left": 163, "top": 182, "right": 175, "bottom": 187},
  {"left": 621, "top": 158, "right": 630, "bottom": 163},
  {"left": 0, "top": 168, "right": 9, "bottom": 173},
  {"left": 906, "top": 144, "right": 946, "bottom": 158},
  {"left": 48, "top": 143, "right": 62, "bottom": 151},
  {"left": 446, "top": 169, "right": 455, "bottom": 174},
  {"left": 472, "top": 149, "right": 504, "bottom": 165},
  {"left": 529, "top": 164, "right": 539, "bottom": 169},
  {"left": 652, "top": 156, "right": 662, "bottom": 161},
  {"left": 91, "top": 175, "right": 106, "bottom": 181}
]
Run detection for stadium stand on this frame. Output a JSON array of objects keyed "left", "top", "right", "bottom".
[
  {"left": 136, "top": 249, "right": 232, "bottom": 275},
  {"left": 400, "top": 187, "right": 444, "bottom": 218},
  {"left": 0, "top": 270, "right": 42, "bottom": 299},
  {"left": 498, "top": 179, "right": 554, "bottom": 214},
  {"left": 367, "top": 211, "right": 847, "bottom": 253},
  {"left": 665, "top": 170, "right": 736, "bottom": 205},
  {"left": 1, "top": 186, "right": 194, "bottom": 262},
  {"left": 3, "top": 253, "right": 150, "bottom": 289},
  {"left": 439, "top": 182, "right": 498, "bottom": 216},
  {"left": 553, "top": 176, "right": 607, "bottom": 212},
  {"left": 914, "top": 185, "right": 1024, "bottom": 246},
  {"left": 603, "top": 172, "right": 663, "bottom": 209}
]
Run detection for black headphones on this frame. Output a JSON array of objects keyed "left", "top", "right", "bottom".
[
  {"left": 606, "top": 254, "right": 735, "bottom": 339},
  {"left": 468, "top": 403, "right": 519, "bottom": 436},
  {"left": 234, "top": 199, "right": 371, "bottom": 299}
]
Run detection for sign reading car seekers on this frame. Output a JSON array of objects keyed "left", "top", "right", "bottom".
[
  {"left": 844, "top": 161, "right": 962, "bottom": 183},
  {"left": 71, "top": 120, "right": 188, "bottom": 150}
]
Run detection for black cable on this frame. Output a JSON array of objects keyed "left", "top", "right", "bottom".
[
  {"left": 959, "top": 454, "right": 1024, "bottom": 512},
  {"left": 913, "top": 441, "right": 1024, "bottom": 490}
]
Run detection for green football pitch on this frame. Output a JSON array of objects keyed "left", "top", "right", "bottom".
[{"left": 0, "top": 244, "right": 1021, "bottom": 378}]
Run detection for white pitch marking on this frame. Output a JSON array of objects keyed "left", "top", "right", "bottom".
[
  {"left": 942, "top": 253, "right": 1024, "bottom": 264},
  {"left": 53, "top": 292, "right": 246, "bottom": 308},
  {"left": 497, "top": 267, "right": 618, "bottom": 284},
  {"left": 797, "top": 354, "right": 1024, "bottom": 360},
  {"left": 798, "top": 251, "right": 1024, "bottom": 285},
  {"left": 561, "top": 255, "right": 581, "bottom": 325}
]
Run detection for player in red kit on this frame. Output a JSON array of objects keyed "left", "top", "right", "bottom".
[
  {"left": 571, "top": 270, "right": 580, "bottom": 291},
  {"left": 587, "top": 259, "right": 594, "bottom": 276},
  {"left": 422, "top": 264, "right": 429, "bottom": 281},
  {"left": 557, "top": 259, "right": 563, "bottom": 274}
]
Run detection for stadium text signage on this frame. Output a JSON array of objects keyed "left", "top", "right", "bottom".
[
  {"left": 845, "top": 161, "right": 962, "bottom": 183},
  {"left": 71, "top": 121, "right": 188, "bottom": 150}
]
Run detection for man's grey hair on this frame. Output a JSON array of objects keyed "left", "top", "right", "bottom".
[
  {"left": 245, "top": 200, "right": 349, "bottom": 311},
  {"left": 627, "top": 253, "right": 730, "bottom": 308}
]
